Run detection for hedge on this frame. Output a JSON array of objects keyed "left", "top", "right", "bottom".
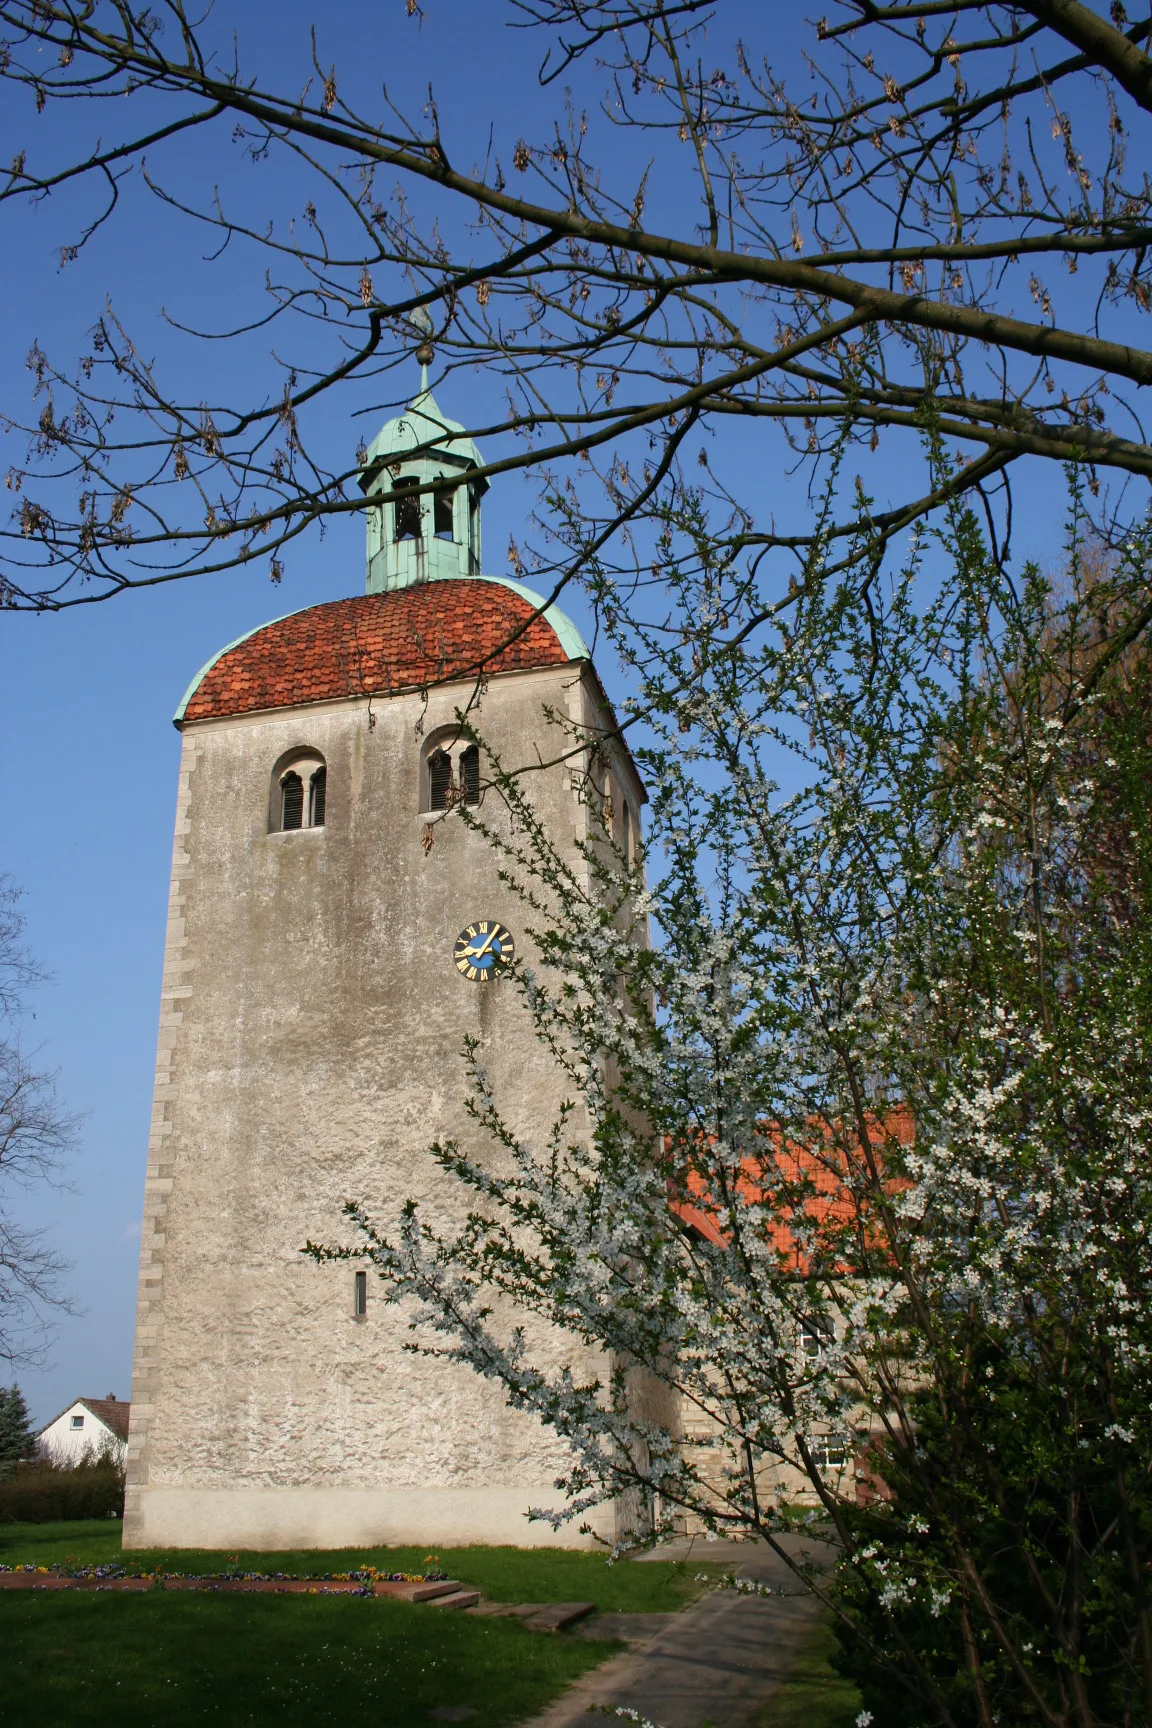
[{"left": 0, "top": 1456, "right": 124, "bottom": 1523}]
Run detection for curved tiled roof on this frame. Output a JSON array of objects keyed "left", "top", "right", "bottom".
[{"left": 178, "top": 578, "right": 588, "bottom": 726}]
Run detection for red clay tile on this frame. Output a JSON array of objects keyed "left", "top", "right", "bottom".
[{"left": 182, "top": 581, "right": 573, "bottom": 725}]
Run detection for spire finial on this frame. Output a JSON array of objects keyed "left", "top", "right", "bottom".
[{"left": 413, "top": 307, "right": 434, "bottom": 397}]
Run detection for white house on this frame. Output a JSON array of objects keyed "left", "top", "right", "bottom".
[{"left": 38, "top": 1396, "right": 130, "bottom": 1465}]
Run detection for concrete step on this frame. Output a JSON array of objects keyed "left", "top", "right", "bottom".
[
  {"left": 427, "top": 1589, "right": 481, "bottom": 1610},
  {"left": 521, "top": 1601, "right": 596, "bottom": 1633}
]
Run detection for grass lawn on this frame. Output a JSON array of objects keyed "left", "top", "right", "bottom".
[
  {"left": 0, "top": 1518, "right": 707, "bottom": 1611},
  {"left": 2, "top": 1588, "right": 615, "bottom": 1726},
  {"left": 756, "top": 1614, "right": 863, "bottom": 1728},
  {"left": 0, "top": 1519, "right": 716, "bottom": 1726}
]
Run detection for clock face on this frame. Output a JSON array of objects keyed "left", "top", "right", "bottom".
[{"left": 454, "top": 920, "right": 515, "bottom": 982}]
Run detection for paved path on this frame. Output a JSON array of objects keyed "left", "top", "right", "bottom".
[{"left": 524, "top": 1536, "right": 832, "bottom": 1728}]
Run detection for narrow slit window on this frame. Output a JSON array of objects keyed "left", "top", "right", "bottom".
[
  {"left": 309, "top": 767, "right": 327, "bottom": 828},
  {"left": 428, "top": 749, "right": 453, "bottom": 811},
  {"left": 393, "top": 476, "right": 422, "bottom": 541},
  {"left": 354, "top": 1270, "right": 367, "bottom": 1319},
  {"left": 468, "top": 485, "right": 481, "bottom": 572},
  {"left": 622, "top": 802, "right": 631, "bottom": 866},
  {"left": 280, "top": 772, "right": 304, "bottom": 831},
  {"left": 433, "top": 479, "right": 456, "bottom": 541},
  {"left": 459, "top": 745, "right": 480, "bottom": 806}
]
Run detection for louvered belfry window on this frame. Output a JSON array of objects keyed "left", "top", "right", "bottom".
[
  {"left": 309, "top": 767, "right": 327, "bottom": 828},
  {"left": 460, "top": 745, "right": 480, "bottom": 806},
  {"left": 428, "top": 749, "right": 453, "bottom": 811},
  {"left": 280, "top": 772, "right": 304, "bottom": 831},
  {"left": 433, "top": 480, "right": 456, "bottom": 541},
  {"left": 393, "top": 476, "right": 422, "bottom": 541}
]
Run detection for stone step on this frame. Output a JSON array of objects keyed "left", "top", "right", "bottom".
[
  {"left": 470, "top": 1601, "right": 547, "bottom": 1619},
  {"left": 372, "top": 1579, "right": 463, "bottom": 1602},
  {"left": 521, "top": 1601, "right": 597, "bottom": 1633},
  {"left": 427, "top": 1589, "right": 481, "bottom": 1610}
]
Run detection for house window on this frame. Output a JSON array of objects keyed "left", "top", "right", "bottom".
[
  {"left": 354, "top": 1270, "right": 367, "bottom": 1319},
  {"left": 459, "top": 745, "right": 480, "bottom": 806},
  {"left": 800, "top": 1315, "right": 835, "bottom": 1358},
  {"left": 71, "top": 1414, "right": 84, "bottom": 1429},
  {"left": 809, "top": 1436, "right": 848, "bottom": 1472},
  {"left": 428, "top": 749, "right": 453, "bottom": 811},
  {"left": 433, "top": 479, "right": 455, "bottom": 540},
  {"left": 393, "top": 476, "right": 422, "bottom": 541},
  {"left": 272, "top": 751, "right": 328, "bottom": 833}
]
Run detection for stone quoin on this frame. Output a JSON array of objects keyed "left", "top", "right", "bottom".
[{"left": 124, "top": 386, "right": 648, "bottom": 1551}]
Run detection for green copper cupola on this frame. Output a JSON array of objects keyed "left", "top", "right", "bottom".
[{"left": 357, "top": 388, "right": 488, "bottom": 594}]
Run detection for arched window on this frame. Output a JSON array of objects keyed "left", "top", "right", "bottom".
[
  {"left": 309, "top": 767, "right": 327, "bottom": 828},
  {"left": 281, "top": 772, "right": 304, "bottom": 831},
  {"left": 272, "top": 750, "right": 327, "bottom": 833},
  {"left": 459, "top": 745, "right": 480, "bottom": 806},
  {"left": 428, "top": 749, "right": 453, "bottom": 811},
  {"left": 422, "top": 734, "right": 483, "bottom": 815}
]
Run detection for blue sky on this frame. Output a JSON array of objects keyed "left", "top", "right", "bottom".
[{"left": 0, "top": 0, "right": 1087, "bottom": 1425}]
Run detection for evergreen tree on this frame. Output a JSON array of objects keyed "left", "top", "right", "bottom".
[{"left": 0, "top": 1384, "right": 35, "bottom": 1477}]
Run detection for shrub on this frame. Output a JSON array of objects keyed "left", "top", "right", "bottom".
[{"left": 827, "top": 1349, "right": 1151, "bottom": 1728}]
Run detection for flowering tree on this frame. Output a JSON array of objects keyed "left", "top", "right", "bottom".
[{"left": 318, "top": 471, "right": 1152, "bottom": 1728}]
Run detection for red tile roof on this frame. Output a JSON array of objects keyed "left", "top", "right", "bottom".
[
  {"left": 670, "top": 1107, "right": 916, "bottom": 1271},
  {"left": 80, "top": 1396, "right": 130, "bottom": 1442},
  {"left": 180, "top": 581, "right": 575, "bottom": 726}
]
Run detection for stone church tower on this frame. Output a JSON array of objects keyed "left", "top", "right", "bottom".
[{"left": 124, "top": 389, "right": 646, "bottom": 1551}]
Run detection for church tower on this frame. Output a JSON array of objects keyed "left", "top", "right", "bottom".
[{"left": 124, "top": 388, "right": 646, "bottom": 1550}]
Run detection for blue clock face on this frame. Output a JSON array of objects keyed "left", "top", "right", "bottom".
[{"left": 454, "top": 921, "right": 515, "bottom": 982}]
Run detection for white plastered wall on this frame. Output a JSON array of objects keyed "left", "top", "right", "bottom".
[{"left": 125, "top": 661, "right": 650, "bottom": 1551}]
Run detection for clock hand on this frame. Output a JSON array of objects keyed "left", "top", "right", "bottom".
[{"left": 463, "top": 930, "right": 501, "bottom": 960}]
